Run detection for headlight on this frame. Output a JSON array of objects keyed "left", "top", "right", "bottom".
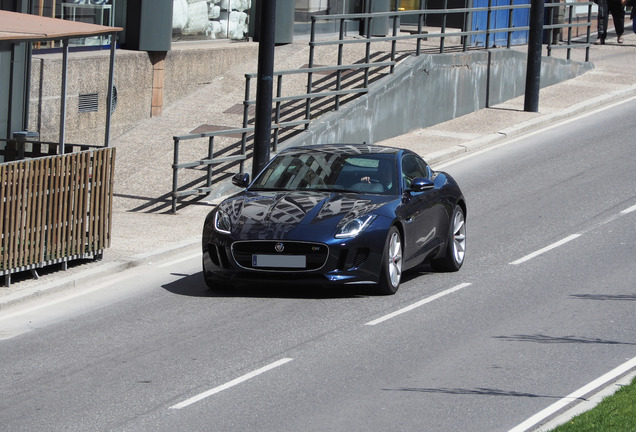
[
  {"left": 335, "top": 215, "right": 377, "bottom": 239},
  {"left": 214, "top": 209, "right": 232, "bottom": 234}
]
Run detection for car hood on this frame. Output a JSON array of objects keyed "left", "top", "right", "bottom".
[{"left": 217, "top": 190, "right": 396, "bottom": 240}]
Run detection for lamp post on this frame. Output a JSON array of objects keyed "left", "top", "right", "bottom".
[
  {"left": 524, "top": 0, "right": 545, "bottom": 112},
  {"left": 252, "top": 0, "right": 277, "bottom": 179}
]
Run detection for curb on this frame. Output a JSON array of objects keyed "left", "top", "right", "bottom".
[
  {"left": 0, "top": 237, "right": 200, "bottom": 311},
  {"left": 426, "top": 84, "right": 636, "bottom": 166}
]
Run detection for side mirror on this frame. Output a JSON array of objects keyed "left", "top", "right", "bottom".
[
  {"left": 408, "top": 177, "right": 434, "bottom": 192},
  {"left": 232, "top": 173, "right": 250, "bottom": 188}
]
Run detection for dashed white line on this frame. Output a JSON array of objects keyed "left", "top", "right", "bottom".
[
  {"left": 507, "top": 356, "right": 636, "bottom": 432},
  {"left": 170, "top": 358, "right": 294, "bottom": 410},
  {"left": 365, "top": 283, "right": 472, "bottom": 326},
  {"left": 620, "top": 203, "right": 636, "bottom": 215},
  {"left": 509, "top": 234, "right": 581, "bottom": 266}
]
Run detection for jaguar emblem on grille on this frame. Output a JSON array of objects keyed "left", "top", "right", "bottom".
[{"left": 274, "top": 243, "right": 284, "bottom": 253}]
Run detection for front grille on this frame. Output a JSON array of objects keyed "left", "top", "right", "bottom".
[{"left": 232, "top": 241, "right": 329, "bottom": 271}]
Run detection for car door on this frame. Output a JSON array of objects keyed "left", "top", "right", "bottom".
[{"left": 398, "top": 154, "right": 446, "bottom": 266}]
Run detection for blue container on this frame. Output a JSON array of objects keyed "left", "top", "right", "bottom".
[{"left": 471, "top": 0, "right": 530, "bottom": 47}]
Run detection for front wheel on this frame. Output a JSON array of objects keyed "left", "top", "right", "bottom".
[
  {"left": 432, "top": 205, "right": 466, "bottom": 272},
  {"left": 377, "top": 226, "right": 403, "bottom": 295}
]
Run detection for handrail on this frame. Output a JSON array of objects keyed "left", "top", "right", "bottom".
[{"left": 171, "top": 1, "right": 594, "bottom": 212}]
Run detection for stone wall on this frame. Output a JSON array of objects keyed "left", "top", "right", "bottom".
[{"left": 29, "top": 42, "right": 259, "bottom": 145}]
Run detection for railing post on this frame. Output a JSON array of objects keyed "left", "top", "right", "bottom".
[
  {"left": 566, "top": 4, "right": 573, "bottom": 60},
  {"left": 486, "top": 0, "right": 492, "bottom": 49},
  {"left": 273, "top": 74, "right": 282, "bottom": 152},
  {"left": 585, "top": 3, "right": 591, "bottom": 62},
  {"left": 207, "top": 136, "right": 214, "bottom": 189},
  {"left": 463, "top": 2, "right": 469, "bottom": 51},
  {"left": 507, "top": 0, "right": 514, "bottom": 48},
  {"left": 417, "top": 0, "right": 424, "bottom": 55},
  {"left": 305, "top": 17, "right": 316, "bottom": 129},
  {"left": 391, "top": 6, "right": 398, "bottom": 71},
  {"left": 242, "top": 74, "right": 251, "bottom": 173},
  {"left": 59, "top": 39, "right": 69, "bottom": 155},
  {"left": 335, "top": 18, "right": 345, "bottom": 110},
  {"left": 172, "top": 137, "right": 179, "bottom": 214},
  {"left": 440, "top": 0, "right": 448, "bottom": 53},
  {"left": 546, "top": 2, "right": 554, "bottom": 56}
]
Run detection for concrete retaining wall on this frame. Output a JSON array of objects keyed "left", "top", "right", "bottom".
[{"left": 280, "top": 49, "right": 593, "bottom": 149}]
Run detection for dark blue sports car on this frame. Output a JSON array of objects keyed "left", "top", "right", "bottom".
[{"left": 202, "top": 144, "right": 466, "bottom": 294}]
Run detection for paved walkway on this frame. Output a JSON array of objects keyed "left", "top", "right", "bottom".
[{"left": 2, "top": 30, "right": 635, "bottom": 308}]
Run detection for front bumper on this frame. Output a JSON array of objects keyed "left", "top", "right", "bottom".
[{"left": 203, "top": 235, "right": 385, "bottom": 288}]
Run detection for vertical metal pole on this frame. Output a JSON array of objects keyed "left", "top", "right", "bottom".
[
  {"left": 252, "top": 0, "right": 277, "bottom": 179},
  {"left": 241, "top": 74, "right": 250, "bottom": 173},
  {"left": 172, "top": 138, "right": 179, "bottom": 214},
  {"left": 463, "top": 1, "right": 469, "bottom": 51},
  {"left": 207, "top": 136, "right": 214, "bottom": 188},
  {"left": 486, "top": 0, "right": 492, "bottom": 49},
  {"left": 524, "top": 0, "right": 545, "bottom": 112},
  {"left": 305, "top": 17, "right": 316, "bottom": 128},
  {"left": 507, "top": 0, "right": 514, "bottom": 48},
  {"left": 105, "top": 34, "right": 116, "bottom": 147},
  {"left": 585, "top": 3, "right": 591, "bottom": 62},
  {"left": 59, "top": 39, "right": 69, "bottom": 155},
  {"left": 391, "top": 6, "right": 398, "bottom": 72},
  {"left": 417, "top": 0, "right": 424, "bottom": 55},
  {"left": 440, "top": 0, "right": 448, "bottom": 53},
  {"left": 273, "top": 75, "right": 282, "bottom": 152},
  {"left": 24, "top": 42, "right": 33, "bottom": 130},
  {"left": 7, "top": 45, "right": 15, "bottom": 138},
  {"left": 335, "top": 18, "right": 345, "bottom": 110},
  {"left": 567, "top": 5, "right": 573, "bottom": 60}
]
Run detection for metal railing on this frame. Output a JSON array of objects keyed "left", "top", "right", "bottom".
[
  {"left": 0, "top": 138, "right": 101, "bottom": 162},
  {"left": 0, "top": 148, "right": 116, "bottom": 286},
  {"left": 171, "top": 1, "right": 593, "bottom": 212}
]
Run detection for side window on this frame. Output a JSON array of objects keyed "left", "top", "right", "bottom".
[{"left": 401, "top": 155, "right": 428, "bottom": 189}]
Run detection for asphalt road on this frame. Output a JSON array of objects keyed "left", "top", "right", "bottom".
[{"left": 0, "top": 99, "right": 635, "bottom": 432}]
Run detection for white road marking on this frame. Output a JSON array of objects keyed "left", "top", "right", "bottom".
[
  {"left": 365, "top": 283, "right": 472, "bottom": 326},
  {"left": 509, "top": 234, "right": 581, "bottom": 266},
  {"left": 507, "top": 356, "right": 636, "bottom": 432},
  {"left": 620, "top": 203, "right": 636, "bottom": 215},
  {"left": 170, "top": 358, "right": 294, "bottom": 410}
]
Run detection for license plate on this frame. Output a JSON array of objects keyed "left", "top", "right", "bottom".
[{"left": 252, "top": 254, "right": 306, "bottom": 268}]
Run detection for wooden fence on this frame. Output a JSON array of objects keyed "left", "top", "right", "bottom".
[{"left": 0, "top": 148, "right": 116, "bottom": 286}]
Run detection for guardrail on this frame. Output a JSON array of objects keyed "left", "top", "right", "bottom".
[
  {"left": 171, "top": 2, "right": 593, "bottom": 212},
  {"left": 0, "top": 147, "right": 116, "bottom": 286}
]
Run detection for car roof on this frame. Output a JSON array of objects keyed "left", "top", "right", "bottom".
[{"left": 279, "top": 143, "right": 403, "bottom": 157}]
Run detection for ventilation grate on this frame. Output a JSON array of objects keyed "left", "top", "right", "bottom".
[{"left": 78, "top": 93, "right": 99, "bottom": 113}]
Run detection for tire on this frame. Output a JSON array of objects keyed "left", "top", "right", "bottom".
[
  {"left": 432, "top": 204, "right": 466, "bottom": 272},
  {"left": 376, "top": 226, "right": 403, "bottom": 295}
]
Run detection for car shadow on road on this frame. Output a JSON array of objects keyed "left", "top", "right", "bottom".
[{"left": 161, "top": 271, "right": 379, "bottom": 299}]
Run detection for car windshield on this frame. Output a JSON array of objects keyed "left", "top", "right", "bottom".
[{"left": 250, "top": 151, "right": 398, "bottom": 195}]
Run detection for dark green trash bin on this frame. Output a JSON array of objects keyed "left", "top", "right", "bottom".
[
  {"left": 361, "top": 0, "right": 390, "bottom": 37},
  {"left": 250, "top": 0, "right": 294, "bottom": 45}
]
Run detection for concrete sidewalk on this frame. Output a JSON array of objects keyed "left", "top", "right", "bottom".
[{"left": 1, "top": 30, "right": 635, "bottom": 310}]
